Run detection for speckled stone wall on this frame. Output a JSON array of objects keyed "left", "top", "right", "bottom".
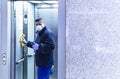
[{"left": 66, "top": 0, "right": 120, "bottom": 79}]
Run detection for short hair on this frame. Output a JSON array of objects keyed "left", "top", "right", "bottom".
[{"left": 35, "top": 18, "right": 44, "bottom": 23}]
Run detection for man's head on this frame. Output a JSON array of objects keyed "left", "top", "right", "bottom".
[
  {"left": 35, "top": 18, "right": 45, "bottom": 27},
  {"left": 35, "top": 18, "right": 45, "bottom": 32}
]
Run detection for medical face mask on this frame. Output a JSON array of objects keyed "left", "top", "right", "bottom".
[{"left": 36, "top": 25, "right": 42, "bottom": 33}]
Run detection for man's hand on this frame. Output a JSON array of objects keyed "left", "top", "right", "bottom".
[
  {"left": 32, "top": 43, "right": 39, "bottom": 51},
  {"left": 22, "top": 37, "right": 27, "bottom": 44},
  {"left": 19, "top": 34, "right": 27, "bottom": 46}
]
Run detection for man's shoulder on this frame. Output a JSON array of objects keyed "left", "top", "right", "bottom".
[
  {"left": 45, "top": 27, "right": 53, "bottom": 34},
  {"left": 44, "top": 28, "right": 54, "bottom": 39}
]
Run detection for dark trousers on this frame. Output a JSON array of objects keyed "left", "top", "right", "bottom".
[{"left": 38, "top": 66, "right": 51, "bottom": 79}]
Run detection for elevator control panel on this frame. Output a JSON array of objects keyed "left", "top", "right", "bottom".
[{"left": 2, "top": 53, "right": 6, "bottom": 65}]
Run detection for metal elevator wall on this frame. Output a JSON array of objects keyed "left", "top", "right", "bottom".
[
  {"left": 14, "top": 2, "right": 24, "bottom": 79},
  {"left": 14, "top": 1, "right": 35, "bottom": 79},
  {"left": 26, "top": 2, "right": 35, "bottom": 79}
]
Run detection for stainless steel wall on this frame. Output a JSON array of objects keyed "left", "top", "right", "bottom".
[
  {"left": 14, "top": 1, "right": 35, "bottom": 79},
  {"left": 14, "top": 2, "right": 24, "bottom": 79},
  {"left": 27, "top": 2, "right": 35, "bottom": 79}
]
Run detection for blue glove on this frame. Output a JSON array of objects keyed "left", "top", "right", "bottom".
[
  {"left": 22, "top": 37, "right": 27, "bottom": 44},
  {"left": 32, "top": 42, "right": 39, "bottom": 51},
  {"left": 50, "top": 65, "right": 54, "bottom": 75}
]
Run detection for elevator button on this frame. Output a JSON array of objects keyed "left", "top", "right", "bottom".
[{"left": 2, "top": 53, "right": 6, "bottom": 65}]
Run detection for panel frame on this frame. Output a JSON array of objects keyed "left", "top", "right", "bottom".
[
  {"left": 58, "top": 0, "right": 66, "bottom": 79},
  {"left": 10, "top": 1, "right": 16, "bottom": 79},
  {"left": 0, "top": 0, "right": 10, "bottom": 79}
]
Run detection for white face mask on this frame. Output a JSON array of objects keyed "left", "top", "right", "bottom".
[{"left": 36, "top": 25, "right": 42, "bottom": 33}]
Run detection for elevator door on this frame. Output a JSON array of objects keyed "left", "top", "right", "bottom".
[{"left": 13, "top": 1, "right": 35, "bottom": 79}]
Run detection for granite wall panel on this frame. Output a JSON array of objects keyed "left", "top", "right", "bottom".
[{"left": 66, "top": 0, "right": 120, "bottom": 79}]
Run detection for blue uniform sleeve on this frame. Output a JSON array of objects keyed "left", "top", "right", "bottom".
[{"left": 26, "top": 41, "right": 35, "bottom": 48}]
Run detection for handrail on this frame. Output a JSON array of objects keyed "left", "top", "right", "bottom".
[{"left": 16, "top": 58, "right": 25, "bottom": 65}]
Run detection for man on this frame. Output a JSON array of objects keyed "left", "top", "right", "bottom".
[{"left": 22, "top": 18, "right": 55, "bottom": 79}]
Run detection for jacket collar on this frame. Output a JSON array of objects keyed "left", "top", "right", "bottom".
[{"left": 38, "top": 26, "right": 47, "bottom": 36}]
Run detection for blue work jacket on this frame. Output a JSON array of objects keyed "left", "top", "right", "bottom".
[{"left": 26, "top": 26, "right": 55, "bottom": 67}]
